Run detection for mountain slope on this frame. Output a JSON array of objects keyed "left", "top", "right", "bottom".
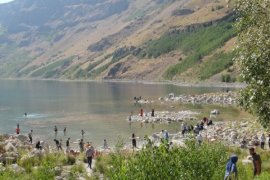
[{"left": 0, "top": 0, "right": 237, "bottom": 82}]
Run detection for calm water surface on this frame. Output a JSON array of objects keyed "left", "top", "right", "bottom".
[{"left": 0, "top": 80, "right": 233, "bottom": 147}]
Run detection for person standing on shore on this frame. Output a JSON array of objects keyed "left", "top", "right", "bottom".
[
  {"left": 66, "top": 138, "right": 70, "bottom": 152},
  {"left": 140, "top": 108, "right": 143, "bottom": 117},
  {"left": 103, "top": 139, "right": 108, "bottom": 149},
  {"left": 63, "top": 127, "right": 66, "bottom": 136},
  {"left": 79, "top": 139, "right": 84, "bottom": 152},
  {"left": 86, "top": 144, "right": 95, "bottom": 169},
  {"left": 151, "top": 109, "right": 155, "bottom": 117},
  {"left": 81, "top": 129, "right": 85, "bottom": 139},
  {"left": 260, "top": 133, "right": 266, "bottom": 149},
  {"left": 54, "top": 139, "right": 60, "bottom": 150},
  {"left": 16, "top": 123, "right": 20, "bottom": 135},
  {"left": 59, "top": 139, "right": 63, "bottom": 151},
  {"left": 54, "top": 126, "right": 58, "bottom": 138},
  {"left": 28, "top": 129, "right": 33, "bottom": 144},
  {"left": 132, "top": 133, "right": 137, "bottom": 151},
  {"left": 249, "top": 147, "right": 262, "bottom": 177}
]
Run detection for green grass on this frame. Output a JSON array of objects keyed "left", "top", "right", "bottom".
[
  {"left": 0, "top": 44, "right": 33, "bottom": 77},
  {"left": 31, "top": 56, "right": 74, "bottom": 77},
  {"left": 165, "top": 20, "right": 235, "bottom": 79},
  {"left": 125, "top": 9, "right": 146, "bottom": 21},
  {"left": 198, "top": 52, "right": 234, "bottom": 80},
  {"left": 141, "top": 16, "right": 236, "bottom": 79}
]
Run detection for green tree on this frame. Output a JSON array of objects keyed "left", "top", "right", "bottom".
[{"left": 234, "top": 0, "right": 270, "bottom": 128}]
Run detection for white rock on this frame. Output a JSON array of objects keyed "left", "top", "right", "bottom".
[{"left": 4, "top": 142, "right": 17, "bottom": 152}]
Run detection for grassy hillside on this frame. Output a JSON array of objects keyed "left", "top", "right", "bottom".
[
  {"left": 96, "top": 15, "right": 236, "bottom": 81},
  {"left": 140, "top": 17, "right": 236, "bottom": 79},
  {"left": 198, "top": 52, "right": 234, "bottom": 80}
]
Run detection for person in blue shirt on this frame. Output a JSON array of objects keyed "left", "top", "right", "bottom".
[
  {"left": 224, "top": 154, "right": 238, "bottom": 180},
  {"left": 164, "top": 130, "right": 169, "bottom": 142}
]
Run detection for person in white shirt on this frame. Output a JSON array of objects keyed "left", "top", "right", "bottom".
[{"left": 260, "top": 133, "right": 266, "bottom": 149}]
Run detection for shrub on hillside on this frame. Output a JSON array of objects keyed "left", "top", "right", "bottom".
[{"left": 102, "top": 141, "right": 228, "bottom": 179}]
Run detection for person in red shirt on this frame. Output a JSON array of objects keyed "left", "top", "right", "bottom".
[{"left": 16, "top": 123, "right": 20, "bottom": 134}]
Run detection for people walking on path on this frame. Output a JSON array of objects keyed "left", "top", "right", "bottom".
[
  {"left": 249, "top": 147, "right": 262, "bottom": 177},
  {"left": 86, "top": 144, "right": 95, "bottom": 169}
]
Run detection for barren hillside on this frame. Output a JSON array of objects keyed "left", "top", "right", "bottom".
[{"left": 0, "top": 0, "right": 237, "bottom": 82}]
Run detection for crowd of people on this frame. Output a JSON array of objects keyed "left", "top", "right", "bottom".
[{"left": 14, "top": 124, "right": 104, "bottom": 170}]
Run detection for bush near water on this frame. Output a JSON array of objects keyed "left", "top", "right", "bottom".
[{"left": 93, "top": 140, "right": 270, "bottom": 180}]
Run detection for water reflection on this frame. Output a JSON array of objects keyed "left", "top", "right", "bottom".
[{"left": 0, "top": 80, "right": 235, "bottom": 146}]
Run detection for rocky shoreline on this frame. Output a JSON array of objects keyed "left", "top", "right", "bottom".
[
  {"left": 128, "top": 110, "right": 200, "bottom": 123},
  {"left": 159, "top": 92, "right": 237, "bottom": 105},
  {"left": 0, "top": 78, "right": 246, "bottom": 88}
]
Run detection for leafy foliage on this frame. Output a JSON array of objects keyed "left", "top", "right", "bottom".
[
  {"left": 162, "top": 19, "right": 236, "bottom": 79},
  {"left": 31, "top": 56, "right": 74, "bottom": 77},
  {"left": 101, "top": 141, "right": 228, "bottom": 180},
  {"left": 234, "top": 0, "right": 270, "bottom": 127}
]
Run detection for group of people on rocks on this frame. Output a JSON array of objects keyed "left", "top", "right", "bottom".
[
  {"left": 241, "top": 133, "right": 270, "bottom": 150},
  {"left": 181, "top": 117, "right": 213, "bottom": 136}
]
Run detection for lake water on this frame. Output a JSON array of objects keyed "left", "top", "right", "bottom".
[{"left": 0, "top": 80, "right": 232, "bottom": 148}]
